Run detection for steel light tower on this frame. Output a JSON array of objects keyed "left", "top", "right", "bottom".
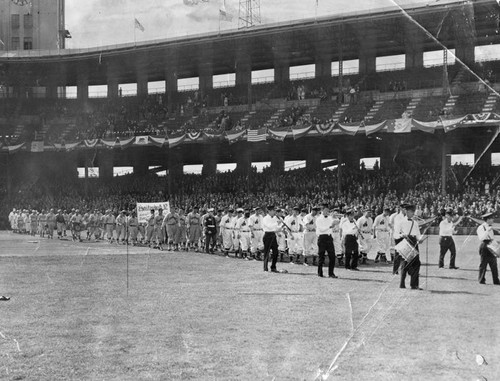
[{"left": 238, "top": 0, "right": 261, "bottom": 29}]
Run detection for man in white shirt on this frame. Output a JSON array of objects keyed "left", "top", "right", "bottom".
[
  {"left": 373, "top": 208, "right": 391, "bottom": 263},
  {"left": 316, "top": 204, "right": 339, "bottom": 278},
  {"left": 438, "top": 209, "right": 461, "bottom": 269},
  {"left": 262, "top": 205, "right": 284, "bottom": 273},
  {"left": 476, "top": 212, "right": 500, "bottom": 285},
  {"left": 392, "top": 204, "right": 408, "bottom": 275},
  {"left": 398, "top": 204, "right": 424, "bottom": 290}
]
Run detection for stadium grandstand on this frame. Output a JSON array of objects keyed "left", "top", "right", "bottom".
[{"left": 1, "top": 0, "right": 500, "bottom": 228}]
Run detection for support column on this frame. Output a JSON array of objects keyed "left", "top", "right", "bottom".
[
  {"left": 99, "top": 151, "right": 114, "bottom": 180},
  {"left": 441, "top": 139, "right": 447, "bottom": 195},
  {"left": 315, "top": 27, "right": 334, "bottom": 81},
  {"left": 133, "top": 161, "right": 148, "bottom": 176},
  {"left": 136, "top": 69, "right": 148, "bottom": 97},
  {"left": 199, "top": 62, "right": 214, "bottom": 101},
  {"left": 168, "top": 148, "right": 184, "bottom": 178},
  {"left": 235, "top": 53, "right": 251, "bottom": 106},
  {"left": 202, "top": 144, "right": 218, "bottom": 176},
  {"left": 77, "top": 64, "right": 89, "bottom": 101},
  {"left": 404, "top": 23, "right": 424, "bottom": 70},
  {"left": 165, "top": 68, "right": 178, "bottom": 111},
  {"left": 235, "top": 142, "right": 252, "bottom": 175},
  {"left": 380, "top": 136, "right": 398, "bottom": 169},
  {"left": 270, "top": 141, "right": 285, "bottom": 172},
  {"left": 453, "top": 4, "right": 476, "bottom": 67},
  {"left": 107, "top": 76, "right": 119, "bottom": 98},
  {"left": 306, "top": 147, "right": 322, "bottom": 172},
  {"left": 46, "top": 72, "right": 59, "bottom": 99},
  {"left": 358, "top": 29, "right": 377, "bottom": 76}
]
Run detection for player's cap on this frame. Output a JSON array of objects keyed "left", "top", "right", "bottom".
[
  {"left": 193, "top": 206, "right": 199, "bottom": 209},
  {"left": 75, "top": 209, "right": 80, "bottom": 213},
  {"left": 404, "top": 204, "right": 416, "bottom": 211},
  {"left": 208, "top": 208, "right": 214, "bottom": 212},
  {"left": 121, "top": 210, "right": 126, "bottom": 214},
  {"left": 364, "top": 207, "right": 371, "bottom": 212},
  {"left": 228, "top": 208, "right": 234, "bottom": 213},
  {"left": 345, "top": 208, "right": 354, "bottom": 215},
  {"left": 237, "top": 208, "right": 244, "bottom": 213},
  {"left": 333, "top": 208, "right": 341, "bottom": 213},
  {"left": 482, "top": 211, "right": 495, "bottom": 220},
  {"left": 312, "top": 206, "right": 321, "bottom": 211},
  {"left": 445, "top": 209, "right": 455, "bottom": 216},
  {"left": 217, "top": 209, "right": 223, "bottom": 213},
  {"left": 58, "top": 209, "right": 62, "bottom": 212},
  {"left": 293, "top": 206, "right": 300, "bottom": 211},
  {"left": 267, "top": 205, "right": 275, "bottom": 211},
  {"left": 400, "top": 203, "right": 409, "bottom": 208},
  {"left": 301, "top": 208, "right": 308, "bottom": 213}
]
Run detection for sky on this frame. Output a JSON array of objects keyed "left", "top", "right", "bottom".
[{"left": 64, "top": 0, "right": 437, "bottom": 49}]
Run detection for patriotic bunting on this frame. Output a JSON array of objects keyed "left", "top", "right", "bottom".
[
  {"left": 225, "top": 129, "right": 246, "bottom": 144},
  {"left": 8, "top": 142, "right": 25, "bottom": 153},
  {"left": 135, "top": 136, "right": 150, "bottom": 145},
  {"left": 168, "top": 132, "right": 186, "bottom": 148},
  {"left": 364, "top": 121, "right": 386, "bottom": 136},
  {"left": 338, "top": 123, "right": 360, "bottom": 136},
  {"left": 149, "top": 136, "right": 165, "bottom": 147},
  {"left": 440, "top": 116, "right": 467, "bottom": 133},
  {"left": 84, "top": 139, "right": 98, "bottom": 148},
  {"left": 268, "top": 126, "right": 289, "bottom": 141},
  {"left": 187, "top": 131, "right": 202, "bottom": 141},
  {"left": 292, "top": 124, "right": 313, "bottom": 140},
  {"left": 315, "top": 123, "right": 335, "bottom": 135},
  {"left": 247, "top": 128, "right": 267, "bottom": 142},
  {"left": 119, "top": 137, "right": 135, "bottom": 149}
]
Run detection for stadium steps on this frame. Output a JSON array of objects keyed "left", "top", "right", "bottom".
[
  {"left": 263, "top": 108, "right": 286, "bottom": 128},
  {"left": 331, "top": 103, "right": 349, "bottom": 123},
  {"left": 403, "top": 97, "right": 421, "bottom": 118},
  {"left": 442, "top": 95, "right": 459, "bottom": 114},
  {"left": 482, "top": 93, "right": 499, "bottom": 113},
  {"left": 450, "top": 67, "right": 468, "bottom": 87},
  {"left": 364, "top": 100, "right": 385, "bottom": 121},
  {"left": 239, "top": 110, "right": 256, "bottom": 128}
]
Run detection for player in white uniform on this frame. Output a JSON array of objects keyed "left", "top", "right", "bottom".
[
  {"left": 249, "top": 207, "right": 264, "bottom": 260},
  {"left": 236, "top": 210, "right": 252, "bottom": 259},
  {"left": 276, "top": 208, "right": 288, "bottom": 262},
  {"left": 284, "top": 207, "right": 303, "bottom": 263},
  {"left": 232, "top": 209, "right": 243, "bottom": 257},
  {"left": 373, "top": 207, "right": 391, "bottom": 263},
  {"left": 331, "top": 208, "right": 343, "bottom": 266},
  {"left": 357, "top": 209, "right": 373, "bottom": 264},
  {"left": 220, "top": 209, "right": 235, "bottom": 257}
]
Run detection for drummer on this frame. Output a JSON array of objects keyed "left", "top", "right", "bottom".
[
  {"left": 476, "top": 212, "right": 500, "bottom": 285},
  {"left": 398, "top": 204, "right": 424, "bottom": 290}
]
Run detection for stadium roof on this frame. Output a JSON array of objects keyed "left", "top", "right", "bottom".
[{"left": 0, "top": 0, "right": 497, "bottom": 87}]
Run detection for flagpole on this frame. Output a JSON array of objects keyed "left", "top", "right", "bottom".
[{"left": 134, "top": 18, "right": 137, "bottom": 46}]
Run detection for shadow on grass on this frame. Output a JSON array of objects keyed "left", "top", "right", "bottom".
[{"left": 428, "top": 290, "right": 487, "bottom": 295}]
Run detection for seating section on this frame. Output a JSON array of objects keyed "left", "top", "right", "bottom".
[
  {"left": 342, "top": 99, "right": 375, "bottom": 122},
  {"left": 411, "top": 96, "right": 448, "bottom": 121},
  {"left": 370, "top": 98, "right": 411, "bottom": 122},
  {"left": 451, "top": 92, "right": 489, "bottom": 116}
]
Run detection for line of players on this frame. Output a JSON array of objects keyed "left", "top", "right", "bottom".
[{"left": 8, "top": 205, "right": 398, "bottom": 265}]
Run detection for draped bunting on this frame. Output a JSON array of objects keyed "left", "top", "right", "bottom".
[
  {"left": 225, "top": 129, "right": 246, "bottom": 144},
  {"left": 3, "top": 112, "right": 500, "bottom": 153},
  {"left": 268, "top": 126, "right": 289, "bottom": 141},
  {"left": 292, "top": 124, "right": 312, "bottom": 140}
]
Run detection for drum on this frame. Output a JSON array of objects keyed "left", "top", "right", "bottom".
[
  {"left": 394, "top": 239, "right": 418, "bottom": 262},
  {"left": 487, "top": 240, "right": 500, "bottom": 257}
]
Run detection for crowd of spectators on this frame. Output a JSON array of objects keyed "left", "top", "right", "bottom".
[{"left": 2, "top": 164, "right": 499, "bottom": 230}]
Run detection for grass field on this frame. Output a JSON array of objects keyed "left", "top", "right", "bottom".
[{"left": 0, "top": 232, "right": 499, "bottom": 381}]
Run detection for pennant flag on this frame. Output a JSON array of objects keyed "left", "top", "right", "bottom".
[
  {"left": 247, "top": 128, "right": 267, "bottom": 142},
  {"left": 84, "top": 139, "right": 98, "bottom": 148},
  {"left": 292, "top": 124, "right": 313, "bottom": 140},
  {"left": 268, "top": 126, "right": 289, "bottom": 141},
  {"left": 134, "top": 18, "right": 145, "bottom": 32},
  {"left": 8, "top": 142, "right": 25, "bottom": 153},
  {"left": 119, "top": 137, "right": 134, "bottom": 150},
  {"left": 135, "top": 136, "right": 150, "bottom": 145},
  {"left": 168, "top": 132, "right": 186, "bottom": 148},
  {"left": 225, "top": 129, "right": 246, "bottom": 144},
  {"left": 219, "top": 0, "right": 233, "bottom": 22},
  {"left": 364, "top": 121, "right": 386, "bottom": 136},
  {"left": 440, "top": 116, "right": 466, "bottom": 133},
  {"left": 412, "top": 119, "right": 439, "bottom": 134},
  {"left": 30, "top": 140, "right": 44, "bottom": 152},
  {"left": 338, "top": 123, "right": 360, "bottom": 136},
  {"left": 149, "top": 136, "right": 165, "bottom": 148},
  {"left": 188, "top": 130, "right": 202, "bottom": 141},
  {"left": 315, "top": 122, "right": 335, "bottom": 135}
]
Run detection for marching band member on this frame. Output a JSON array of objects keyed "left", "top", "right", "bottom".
[
  {"left": 341, "top": 209, "right": 360, "bottom": 271},
  {"left": 398, "top": 204, "right": 424, "bottom": 290},
  {"left": 373, "top": 208, "right": 391, "bottom": 263},
  {"left": 316, "top": 204, "right": 338, "bottom": 278},
  {"left": 249, "top": 207, "right": 264, "bottom": 260},
  {"left": 357, "top": 208, "right": 373, "bottom": 264},
  {"left": 438, "top": 209, "right": 461, "bottom": 269},
  {"left": 476, "top": 212, "right": 500, "bottom": 285}
]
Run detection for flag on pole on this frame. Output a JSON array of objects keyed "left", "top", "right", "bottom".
[
  {"left": 219, "top": 0, "right": 233, "bottom": 22},
  {"left": 247, "top": 128, "right": 267, "bottom": 142},
  {"left": 134, "top": 18, "right": 145, "bottom": 32}
]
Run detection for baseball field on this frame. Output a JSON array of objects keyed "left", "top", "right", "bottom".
[{"left": 0, "top": 232, "right": 498, "bottom": 380}]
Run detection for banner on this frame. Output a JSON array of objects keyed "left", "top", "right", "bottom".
[
  {"left": 136, "top": 201, "right": 170, "bottom": 224},
  {"left": 30, "top": 140, "right": 44, "bottom": 152},
  {"left": 364, "top": 121, "right": 386, "bottom": 136},
  {"left": 291, "top": 124, "right": 312, "bottom": 140},
  {"left": 135, "top": 136, "right": 149, "bottom": 145}
]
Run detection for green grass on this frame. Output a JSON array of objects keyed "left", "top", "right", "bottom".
[{"left": 0, "top": 233, "right": 499, "bottom": 380}]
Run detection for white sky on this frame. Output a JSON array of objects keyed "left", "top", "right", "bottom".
[{"left": 64, "top": 0, "right": 435, "bottom": 49}]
